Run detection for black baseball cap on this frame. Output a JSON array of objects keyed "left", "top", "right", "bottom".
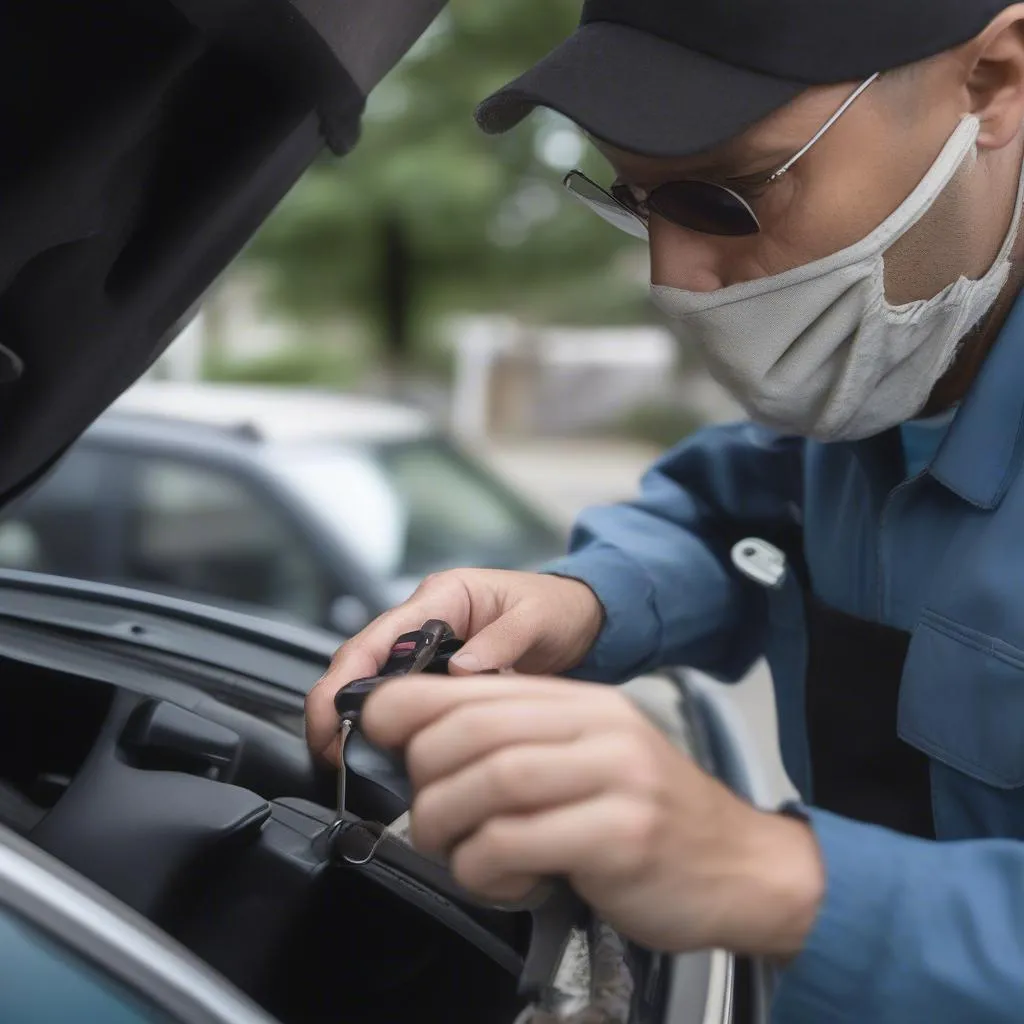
[{"left": 476, "top": 0, "right": 1013, "bottom": 159}]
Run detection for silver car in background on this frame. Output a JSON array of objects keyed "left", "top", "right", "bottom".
[{"left": 0, "top": 381, "right": 567, "bottom": 634}]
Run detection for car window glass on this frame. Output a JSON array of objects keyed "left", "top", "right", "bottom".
[
  {"left": 268, "top": 439, "right": 565, "bottom": 580},
  {"left": 377, "top": 440, "right": 564, "bottom": 576},
  {"left": 0, "top": 906, "right": 176, "bottom": 1024},
  {"left": 0, "top": 448, "right": 108, "bottom": 578},
  {"left": 265, "top": 446, "right": 407, "bottom": 578},
  {"left": 124, "top": 458, "right": 331, "bottom": 624}
]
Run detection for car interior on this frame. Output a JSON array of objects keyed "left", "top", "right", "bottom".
[
  {"left": 0, "top": 583, "right": 553, "bottom": 1024},
  {"left": 0, "top": 3, "right": 681, "bottom": 1024}
]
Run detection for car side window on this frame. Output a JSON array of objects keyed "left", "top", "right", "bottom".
[
  {"left": 123, "top": 458, "right": 330, "bottom": 625},
  {"left": 0, "top": 905, "right": 176, "bottom": 1024},
  {"left": 0, "top": 447, "right": 109, "bottom": 579}
]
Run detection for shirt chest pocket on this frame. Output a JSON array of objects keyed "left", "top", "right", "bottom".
[{"left": 900, "top": 611, "right": 1024, "bottom": 794}]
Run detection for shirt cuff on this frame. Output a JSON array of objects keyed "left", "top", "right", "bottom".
[
  {"left": 770, "top": 808, "right": 902, "bottom": 1023},
  {"left": 540, "top": 548, "right": 662, "bottom": 683}
]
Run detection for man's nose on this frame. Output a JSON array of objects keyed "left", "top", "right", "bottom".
[{"left": 648, "top": 215, "right": 745, "bottom": 292}]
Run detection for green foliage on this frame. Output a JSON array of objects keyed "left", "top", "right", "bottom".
[
  {"left": 612, "top": 402, "right": 705, "bottom": 449},
  {"left": 204, "top": 341, "right": 370, "bottom": 389},
  {"left": 241, "top": 1, "right": 651, "bottom": 347}
]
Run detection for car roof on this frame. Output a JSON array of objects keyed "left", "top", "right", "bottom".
[{"left": 103, "top": 380, "right": 432, "bottom": 446}]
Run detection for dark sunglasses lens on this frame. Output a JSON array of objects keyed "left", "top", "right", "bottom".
[
  {"left": 563, "top": 172, "right": 649, "bottom": 240},
  {"left": 649, "top": 180, "right": 759, "bottom": 237}
]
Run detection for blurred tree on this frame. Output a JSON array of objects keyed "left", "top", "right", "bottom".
[{"left": 240, "top": 0, "right": 653, "bottom": 360}]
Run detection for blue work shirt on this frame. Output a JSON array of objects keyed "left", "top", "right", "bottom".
[
  {"left": 899, "top": 406, "right": 957, "bottom": 479},
  {"left": 543, "top": 292, "right": 1024, "bottom": 1023}
]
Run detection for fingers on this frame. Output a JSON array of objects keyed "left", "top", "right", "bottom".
[
  {"left": 304, "top": 575, "right": 475, "bottom": 764},
  {"left": 361, "top": 673, "right": 637, "bottom": 753},
  {"left": 410, "top": 734, "right": 625, "bottom": 856},
  {"left": 304, "top": 569, "right": 606, "bottom": 765},
  {"left": 334, "top": 577, "right": 475, "bottom": 686},
  {"left": 304, "top": 682, "right": 342, "bottom": 765},
  {"left": 448, "top": 576, "right": 605, "bottom": 678},
  {"left": 446, "top": 604, "right": 545, "bottom": 675},
  {"left": 449, "top": 795, "right": 657, "bottom": 902},
  {"left": 402, "top": 692, "right": 641, "bottom": 789}
]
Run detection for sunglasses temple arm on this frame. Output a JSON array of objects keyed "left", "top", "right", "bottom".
[{"left": 767, "top": 71, "right": 880, "bottom": 184}]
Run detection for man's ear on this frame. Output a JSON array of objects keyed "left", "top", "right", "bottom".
[{"left": 964, "top": 4, "right": 1024, "bottom": 151}]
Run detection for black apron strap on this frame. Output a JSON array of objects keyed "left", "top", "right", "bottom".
[{"left": 804, "top": 594, "right": 935, "bottom": 839}]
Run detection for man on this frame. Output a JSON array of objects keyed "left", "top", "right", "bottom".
[{"left": 307, "top": 2, "right": 1024, "bottom": 1019}]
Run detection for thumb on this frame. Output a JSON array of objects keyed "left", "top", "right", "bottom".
[{"left": 447, "top": 609, "right": 536, "bottom": 676}]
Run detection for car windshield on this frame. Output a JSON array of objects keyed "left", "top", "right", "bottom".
[{"left": 266, "top": 437, "right": 566, "bottom": 580}]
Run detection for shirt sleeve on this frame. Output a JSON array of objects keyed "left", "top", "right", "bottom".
[
  {"left": 773, "top": 808, "right": 1024, "bottom": 1023},
  {"left": 541, "top": 421, "right": 805, "bottom": 683}
]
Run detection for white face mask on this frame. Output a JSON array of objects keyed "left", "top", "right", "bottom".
[{"left": 651, "top": 115, "right": 1024, "bottom": 442}]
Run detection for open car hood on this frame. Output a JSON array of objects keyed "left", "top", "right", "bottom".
[{"left": 2, "top": 0, "right": 445, "bottom": 509}]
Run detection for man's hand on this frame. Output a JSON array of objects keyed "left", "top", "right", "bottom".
[
  {"left": 305, "top": 569, "right": 604, "bottom": 766},
  {"left": 362, "top": 674, "right": 825, "bottom": 959}
]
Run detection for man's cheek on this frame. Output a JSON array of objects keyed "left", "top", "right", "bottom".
[{"left": 648, "top": 218, "right": 726, "bottom": 291}]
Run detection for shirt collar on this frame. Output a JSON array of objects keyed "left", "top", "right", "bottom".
[{"left": 930, "top": 288, "right": 1024, "bottom": 509}]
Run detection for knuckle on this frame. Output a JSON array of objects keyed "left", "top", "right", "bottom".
[
  {"left": 302, "top": 686, "right": 321, "bottom": 716},
  {"left": 450, "top": 818, "right": 527, "bottom": 898},
  {"left": 417, "top": 572, "right": 443, "bottom": 593},
  {"left": 404, "top": 730, "right": 439, "bottom": 787},
  {"left": 318, "top": 652, "right": 345, "bottom": 686},
  {"left": 449, "top": 701, "right": 499, "bottom": 740},
  {"left": 602, "top": 729, "right": 646, "bottom": 765},
  {"left": 324, "top": 639, "right": 366, "bottom": 677},
  {"left": 484, "top": 749, "right": 528, "bottom": 804},
  {"left": 599, "top": 725, "right": 662, "bottom": 787},
  {"left": 625, "top": 738, "right": 666, "bottom": 792},
  {"left": 474, "top": 817, "right": 514, "bottom": 859},
  {"left": 608, "top": 803, "right": 661, "bottom": 876},
  {"left": 304, "top": 672, "right": 339, "bottom": 715},
  {"left": 418, "top": 569, "right": 459, "bottom": 594},
  {"left": 414, "top": 570, "right": 474, "bottom": 621}
]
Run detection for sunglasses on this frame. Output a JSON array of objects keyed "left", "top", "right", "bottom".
[{"left": 563, "top": 72, "right": 880, "bottom": 239}]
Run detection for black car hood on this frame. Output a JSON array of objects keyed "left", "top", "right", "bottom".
[{"left": 1, "top": 0, "right": 444, "bottom": 508}]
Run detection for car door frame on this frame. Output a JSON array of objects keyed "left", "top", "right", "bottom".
[{"left": 0, "top": 824, "right": 280, "bottom": 1024}]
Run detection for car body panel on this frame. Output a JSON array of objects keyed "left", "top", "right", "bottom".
[
  {"left": 1, "top": 0, "right": 443, "bottom": 513},
  {"left": 0, "top": 568, "right": 338, "bottom": 689},
  {"left": 0, "top": 823, "right": 278, "bottom": 1024}
]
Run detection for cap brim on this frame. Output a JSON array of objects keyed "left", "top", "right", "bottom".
[{"left": 476, "top": 22, "right": 807, "bottom": 159}]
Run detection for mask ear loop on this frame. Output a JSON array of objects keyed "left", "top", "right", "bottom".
[
  {"left": 655, "top": 113, "right": 991, "bottom": 315},
  {"left": 889, "top": 120, "right": 1024, "bottom": 316},
  {"left": 940, "top": 130, "right": 1024, "bottom": 341}
]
